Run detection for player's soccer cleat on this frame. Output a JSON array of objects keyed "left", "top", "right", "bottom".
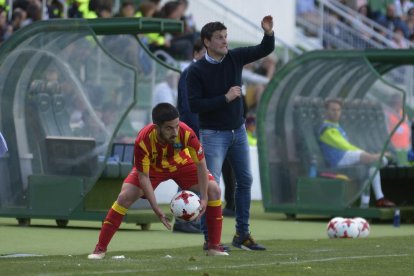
[
  {"left": 232, "top": 233, "right": 266, "bottom": 251},
  {"left": 203, "top": 242, "right": 230, "bottom": 252},
  {"left": 87, "top": 246, "right": 106, "bottom": 260},
  {"left": 206, "top": 245, "right": 229, "bottom": 256}
]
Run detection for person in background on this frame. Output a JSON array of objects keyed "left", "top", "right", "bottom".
[
  {"left": 187, "top": 15, "right": 275, "bottom": 251},
  {"left": 385, "top": 93, "right": 410, "bottom": 150},
  {"left": 173, "top": 39, "right": 205, "bottom": 234},
  {"left": 319, "top": 98, "right": 396, "bottom": 208},
  {"left": 245, "top": 115, "right": 257, "bottom": 146},
  {"left": 116, "top": 0, "right": 136, "bottom": 17},
  {"left": 88, "top": 103, "right": 228, "bottom": 259},
  {"left": 175, "top": 39, "right": 236, "bottom": 235}
]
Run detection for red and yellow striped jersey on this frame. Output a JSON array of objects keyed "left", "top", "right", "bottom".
[{"left": 134, "top": 122, "right": 204, "bottom": 174}]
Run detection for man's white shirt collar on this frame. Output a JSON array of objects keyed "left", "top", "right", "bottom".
[{"left": 205, "top": 52, "right": 225, "bottom": 64}]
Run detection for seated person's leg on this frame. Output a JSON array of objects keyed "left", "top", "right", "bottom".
[{"left": 338, "top": 151, "right": 395, "bottom": 208}]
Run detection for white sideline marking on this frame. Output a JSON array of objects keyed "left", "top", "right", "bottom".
[
  {"left": 48, "top": 253, "right": 409, "bottom": 275},
  {"left": 0, "top": 253, "right": 44, "bottom": 258}
]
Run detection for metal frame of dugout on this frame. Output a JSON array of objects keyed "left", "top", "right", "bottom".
[
  {"left": 0, "top": 18, "right": 182, "bottom": 228},
  {"left": 257, "top": 50, "right": 414, "bottom": 220}
]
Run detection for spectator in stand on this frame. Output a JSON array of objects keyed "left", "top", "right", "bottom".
[
  {"left": 0, "top": 8, "right": 13, "bottom": 44},
  {"left": 178, "top": 0, "right": 196, "bottom": 34},
  {"left": 22, "top": 2, "right": 43, "bottom": 27},
  {"left": 68, "top": 0, "right": 83, "bottom": 18},
  {"left": 406, "top": 7, "right": 414, "bottom": 36},
  {"left": 357, "top": 4, "right": 375, "bottom": 19},
  {"left": 376, "top": 3, "right": 410, "bottom": 38},
  {"left": 115, "top": 0, "right": 136, "bottom": 17},
  {"left": 137, "top": 0, "right": 157, "bottom": 17},
  {"left": 48, "top": 0, "right": 64, "bottom": 18},
  {"left": 11, "top": 8, "right": 27, "bottom": 31},
  {"left": 148, "top": 0, "right": 161, "bottom": 13},
  {"left": 354, "top": 4, "right": 380, "bottom": 29},
  {"left": 368, "top": 0, "right": 394, "bottom": 19},
  {"left": 391, "top": 26, "right": 410, "bottom": 47},
  {"left": 394, "top": 0, "right": 414, "bottom": 19},
  {"left": 98, "top": 3, "right": 112, "bottom": 18},
  {"left": 149, "top": 0, "right": 194, "bottom": 60}
]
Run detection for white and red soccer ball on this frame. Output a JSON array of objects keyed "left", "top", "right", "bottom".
[
  {"left": 335, "top": 218, "right": 360, "bottom": 238},
  {"left": 170, "top": 190, "right": 201, "bottom": 222},
  {"left": 326, "top": 217, "right": 370, "bottom": 238},
  {"left": 353, "top": 217, "right": 370, "bottom": 238},
  {"left": 326, "top": 217, "right": 344, "bottom": 238}
]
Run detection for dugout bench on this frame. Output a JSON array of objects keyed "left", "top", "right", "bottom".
[
  {"left": 0, "top": 18, "right": 180, "bottom": 228},
  {"left": 257, "top": 50, "right": 414, "bottom": 221}
]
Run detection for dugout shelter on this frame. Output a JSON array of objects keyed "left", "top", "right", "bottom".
[
  {"left": 0, "top": 18, "right": 182, "bottom": 228},
  {"left": 257, "top": 50, "right": 414, "bottom": 220}
]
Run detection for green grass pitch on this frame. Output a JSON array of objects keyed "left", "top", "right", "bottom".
[{"left": 1, "top": 201, "right": 414, "bottom": 275}]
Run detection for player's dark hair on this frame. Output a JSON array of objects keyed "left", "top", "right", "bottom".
[
  {"left": 152, "top": 103, "right": 179, "bottom": 126},
  {"left": 324, "top": 98, "right": 343, "bottom": 109},
  {"left": 200, "top": 22, "right": 226, "bottom": 48}
]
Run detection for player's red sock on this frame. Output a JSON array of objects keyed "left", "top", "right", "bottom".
[
  {"left": 96, "top": 201, "right": 127, "bottom": 251},
  {"left": 206, "top": 199, "right": 223, "bottom": 249}
]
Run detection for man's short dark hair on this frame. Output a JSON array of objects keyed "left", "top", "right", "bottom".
[
  {"left": 152, "top": 103, "right": 179, "bottom": 125},
  {"left": 200, "top": 22, "right": 227, "bottom": 47},
  {"left": 324, "top": 98, "right": 343, "bottom": 109}
]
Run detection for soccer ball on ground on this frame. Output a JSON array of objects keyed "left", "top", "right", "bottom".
[
  {"left": 170, "top": 190, "right": 201, "bottom": 222},
  {"left": 336, "top": 218, "right": 360, "bottom": 238},
  {"left": 326, "top": 217, "right": 344, "bottom": 238},
  {"left": 353, "top": 217, "right": 370, "bottom": 238}
]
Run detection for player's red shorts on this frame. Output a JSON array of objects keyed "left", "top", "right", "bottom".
[{"left": 124, "top": 163, "right": 215, "bottom": 190}]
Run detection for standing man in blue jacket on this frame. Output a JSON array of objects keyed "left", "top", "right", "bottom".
[{"left": 187, "top": 15, "right": 275, "bottom": 250}]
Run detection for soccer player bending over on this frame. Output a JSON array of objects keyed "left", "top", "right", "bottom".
[{"left": 88, "top": 103, "right": 228, "bottom": 259}]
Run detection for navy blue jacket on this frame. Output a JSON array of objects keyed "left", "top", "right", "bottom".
[
  {"left": 177, "top": 65, "right": 200, "bottom": 137},
  {"left": 187, "top": 34, "right": 275, "bottom": 130}
]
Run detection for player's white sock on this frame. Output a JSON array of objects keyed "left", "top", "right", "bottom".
[{"left": 369, "top": 167, "right": 384, "bottom": 200}]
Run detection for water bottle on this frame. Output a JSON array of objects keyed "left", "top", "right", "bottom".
[
  {"left": 393, "top": 209, "right": 400, "bottom": 227},
  {"left": 309, "top": 155, "right": 317, "bottom": 178}
]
